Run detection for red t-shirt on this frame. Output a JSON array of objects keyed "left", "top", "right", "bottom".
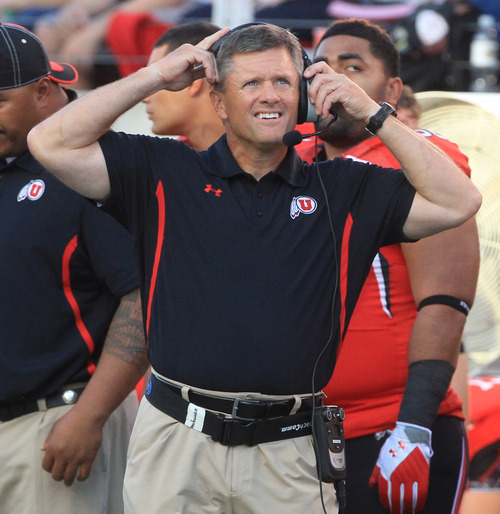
[{"left": 298, "top": 130, "right": 470, "bottom": 438}]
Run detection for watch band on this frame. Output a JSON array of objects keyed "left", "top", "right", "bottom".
[{"left": 365, "top": 102, "right": 397, "bottom": 135}]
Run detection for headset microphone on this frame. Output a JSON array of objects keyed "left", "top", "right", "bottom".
[
  {"left": 282, "top": 112, "right": 338, "bottom": 148},
  {"left": 283, "top": 130, "right": 314, "bottom": 148}
]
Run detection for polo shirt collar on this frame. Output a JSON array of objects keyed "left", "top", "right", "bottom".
[
  {"left": 207, "top": 135, "right": 308, "bottom": 187},
  {"left": 2, "top": 151, "right": 43, "bottom": 175}
]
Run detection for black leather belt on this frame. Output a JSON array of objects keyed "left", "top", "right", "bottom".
[
  {"left": 0, "top": 385, "right": 86, "bottom": 422},
  {"left": 146, "top": 374, "right": 321, "bottom": 446},
  {"left": 152, "top": 374, "right": 322, "bottom": 421}
]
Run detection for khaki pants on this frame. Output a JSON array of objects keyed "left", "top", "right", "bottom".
[
  {"left": 0, "top": 391, "right": 138, "bottom": 514},
  {"left": 124, "top": 397, "right": 338, "bottom": 513}
]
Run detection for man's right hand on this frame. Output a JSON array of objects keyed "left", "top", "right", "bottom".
[
  {"left": 303, "top": 60, "right": 380, "bottom": 124},
  {"left": 149, "top": 27, "right": 230, "bottom": 92}
]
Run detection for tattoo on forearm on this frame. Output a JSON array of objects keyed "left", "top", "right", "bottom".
[{"left": 103, "top": 289, "right": 149, "bottom": 372}]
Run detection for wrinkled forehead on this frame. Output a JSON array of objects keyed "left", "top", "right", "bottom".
[{"left": 229, "top": 48, "right": 300, "bottom": 76}]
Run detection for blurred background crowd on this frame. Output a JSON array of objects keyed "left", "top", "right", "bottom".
[{"left": 1, "top": 0, "right": 499, "bottom": 92}]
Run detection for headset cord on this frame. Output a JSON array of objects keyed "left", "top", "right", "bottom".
[
  {"left": 310, "top": 133, "right": 342, "bottom": 514},
  {"left": 335, "top": 479, "right": 347, "bottom": 513}
]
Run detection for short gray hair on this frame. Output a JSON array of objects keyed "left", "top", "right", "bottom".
[{"left": 212, "top": 24, "right": 304, "bottom": 92}]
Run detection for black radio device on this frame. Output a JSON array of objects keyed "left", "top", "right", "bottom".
[{"left": 313, "top": 405, "right": 346, "bottom": 482}]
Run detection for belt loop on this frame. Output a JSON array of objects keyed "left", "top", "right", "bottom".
[
  {"left": 290, "top": 395, "right": 302, "bottom": 415},
  {"left": 181, "top": 386, "right": 191, "bottom": 402},
  {"left": 211, "top": 414, "right": 233, "bottom": 445},
  {"left": 37, "top": 398, "right": 48, "bottom": 411}
]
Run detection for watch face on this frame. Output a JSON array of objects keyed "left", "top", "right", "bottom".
[{"left": 366, "top": 103, "right": 396, "bottom": 135}]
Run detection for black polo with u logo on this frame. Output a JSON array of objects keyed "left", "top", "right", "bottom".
[{"left": 100, "top": 132, "right": 415, "bottom": 395}]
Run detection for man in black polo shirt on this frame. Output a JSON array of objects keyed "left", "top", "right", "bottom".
[
  {"left": 0, "top": 23, "right": 149, "bottom": 513},
  {"left": 29, "top": 23, "right": 481, "bottom": 513}
]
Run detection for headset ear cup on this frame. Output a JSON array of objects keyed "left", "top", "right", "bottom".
[
  {"left": 297, "top": 75, "right": 308, "bottom": 125},
  {"left": 298, "top": 48, "right": 318, "bottom": 124}
]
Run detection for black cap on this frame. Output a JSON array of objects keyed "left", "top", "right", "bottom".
[{"left": 0, "top": 23, "right": 78, "bottom": 90}]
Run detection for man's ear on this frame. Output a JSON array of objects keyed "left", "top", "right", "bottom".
[
  {"left": 209, "top": 89, "right": 228, "bottom": 120},
  {"left": 387, "top": 76, "right": 404, "bottom": 106},
  {"left": 34, "top": 77, "right": 52, "bottom": 106},
  {"left": 188, "top": 78, "right": 204, "bottom": 98}
]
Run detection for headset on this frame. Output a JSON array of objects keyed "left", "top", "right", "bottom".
[{"left": 209, "top": 22, "right": 317, "bottom": 125}]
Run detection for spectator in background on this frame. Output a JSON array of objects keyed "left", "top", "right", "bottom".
[
  {"left": 34, "top": 0, "right": 196, "bottom": 89},
  {"left": 143, "top": 21, "right": 224, "bottom": 150},
  {"left": 255, "top": 0, "right": 330, "bottom": 43},
  {"left": 0, "top": 0, "right": 67, "bottom": 30},
  {"left": 179, "top": 0, "right": 331, "bottom": 45},
  {"left": 297, "top": 18, "right": 479, "bottom": 513},
  {"left": 325, "top": 1, "right": 488, "bottom": 92},
  {"left": 396, "top": 84, "right": 421, "bottom": 129},
  {"left": 469, "top": 0, "right": 500, "bottom": 22}
]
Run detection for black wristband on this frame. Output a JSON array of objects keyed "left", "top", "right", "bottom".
[
  {"left": 365, "top": 102, "right": 397, "bottom": 135},
  {"left": 398, "top": 359, "right": 455, "bottom": 429},
  {"left": 417, "top": 294, "right": 471, "bottom": 316}
]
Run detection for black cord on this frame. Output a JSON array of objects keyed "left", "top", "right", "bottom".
[
  {"left": 336, "top": 479, "right": 347, "bottom": 513},
  {"left": 310, "top": 133, "right": 340, "bottom": 514}
]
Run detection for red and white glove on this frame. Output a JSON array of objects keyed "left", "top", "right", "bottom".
[{"left": 369, "top": 421, "right": 433, "bottom": 514}]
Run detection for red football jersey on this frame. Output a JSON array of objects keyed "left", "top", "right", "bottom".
[
  {"left": 298, "top": 131, "right": 470, "bottom": 438},
  {"left": 468, "top": 376, "right": 500, "bottom": 464}
]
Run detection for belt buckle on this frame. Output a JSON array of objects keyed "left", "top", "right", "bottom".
[{"left": 231, "top": 397, "right": 263, "bottom": 422}]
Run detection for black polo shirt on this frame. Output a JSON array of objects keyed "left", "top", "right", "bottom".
[
  {"left": 100, "top": 133, "right": 415, "bottom": 395},
  {"left": 0, "top": 152, "right": 139, "bottom": 402}
]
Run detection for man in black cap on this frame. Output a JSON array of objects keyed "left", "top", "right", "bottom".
[{"left": 0, "top": 23, "right": 148, "bottom": 514}]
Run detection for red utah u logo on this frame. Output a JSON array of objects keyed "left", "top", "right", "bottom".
[
  {"left": 29, "top": 182, "right": 44, "bottom": 199},
  {"left": 298, "top": 197, "right": 314, "bottom": 212},
  {"left": 290, "top": 196, "right": 317, "bottom": 219},
  {"left": 17, "top": 179, "right": 46, "bottom": 202}
]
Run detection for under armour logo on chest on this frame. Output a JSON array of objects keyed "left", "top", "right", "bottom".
[{"left": 205, "top": 184, "right": 222, "bottom": 197}]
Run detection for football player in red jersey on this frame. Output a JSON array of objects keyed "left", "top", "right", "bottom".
[{"left": 297, "top": 19, "right": 479, "bottom": 514}]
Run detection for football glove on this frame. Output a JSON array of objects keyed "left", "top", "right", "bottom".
[{"left": 369, "top": 421, "right": 433, "bottom": 513}]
